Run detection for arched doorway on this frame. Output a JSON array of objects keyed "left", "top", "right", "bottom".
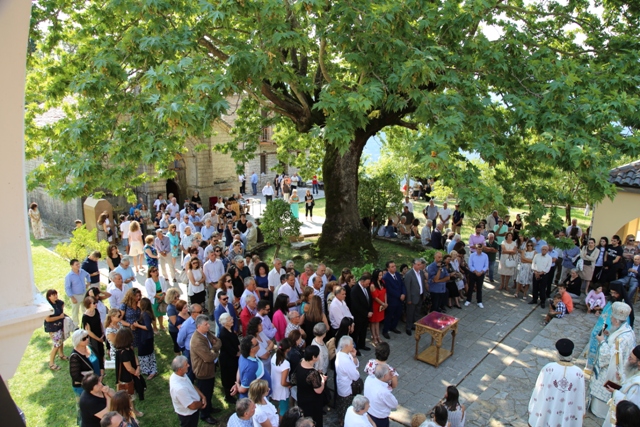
[
  {"left": 615, "top": 216, "right": 640, "bottom": 242},
  {"left": 166, "top": 179, "right": 180, "bottom": 204}
]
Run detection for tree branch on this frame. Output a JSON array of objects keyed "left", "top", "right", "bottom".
[
  {"left": 198, "top": 37, "right": 229, "bottom": 61},
  {"left": 319, "top": 38, "right": 332, "bottom": 83},
  {"left": 397, "top": 120, "right": 418, "bottom": 130}
]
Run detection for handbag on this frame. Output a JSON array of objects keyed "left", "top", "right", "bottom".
[
  {"left": 576, "top": 258, "right": 584, "bottom": 272},
  {"left": 157, "top": 301, "right": 168, "bottom": 314},
  {"left": 117, "top": 358, "right": 135, "bottom": 395},
  {"left": 505, "top": 256, "right": 517, "bottom": 268},
  {"left": 63, "top": 316, "right": 77, "bottom": 341},
  {"left": 350, "top": 377, "right": 364, "bottom": 395},
  {"left": 176, "top": 270, "right": 188, "bottom": 284}
]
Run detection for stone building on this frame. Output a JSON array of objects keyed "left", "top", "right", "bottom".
[{"left": 26, "top": 95, "right": 298, "bottom": 229}]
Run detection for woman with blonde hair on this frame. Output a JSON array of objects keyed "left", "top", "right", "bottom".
[
  {"left": 128, "top": 221, "right": 144, "bottom": 273},
  {"left": 289, "top": 189, "right": 300, "bottom": 219},
  {"left": 249, "top": 379, "right": 280, "bottom": 427},
  {"left": 104, "top": 308, "right": 123, "bottom": 361},
  {"left": 167, "top": 223, "right": 181, "bottom": 276},
  {"left": 143, "top": 235, "right": 159, "bottom": 270}
]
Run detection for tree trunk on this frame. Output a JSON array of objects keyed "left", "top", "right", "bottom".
[
  {"left": 317, "top": 131, "right": 376, "bottom": 261},
  {"left": 565, "top": 204, "right": 571, "bottom": 225}
]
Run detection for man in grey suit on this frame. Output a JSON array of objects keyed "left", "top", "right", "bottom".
[{"left": 404, "top": 258, "right": 428, "bottom": 335}]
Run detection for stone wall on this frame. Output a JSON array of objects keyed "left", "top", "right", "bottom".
[{"left": 210, "top": 122, "right": 240, "bottom": 197}]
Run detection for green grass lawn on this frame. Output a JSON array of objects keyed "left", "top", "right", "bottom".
[
  {"left": 10, "top": 239, "right": 234, "bottom": 427},
  {"left": 295, "top": 197, "right": 326, "bottom": 218}
]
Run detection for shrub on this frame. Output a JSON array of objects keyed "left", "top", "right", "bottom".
[
  {"left": 55, "top": 226, "right": 109, "bottom": 261},
  {"left": 260, "top": 199, "right": 303, "bottom": 260}
]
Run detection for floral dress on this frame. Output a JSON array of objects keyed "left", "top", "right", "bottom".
[
  {"left": 29, "top": 208, "right": 46, "bottom": 239},
  {"left": 516, "top": 250, "right": 535, "bottom": 285},
  {"left": 144, "top": 244, "right": 158, "bottom": 268},
  {"left": 105, "top": 324, "right": 121, "bottom": 360},
  {"left": 120, "top": 303, "right": 141, "bottom": 348}
]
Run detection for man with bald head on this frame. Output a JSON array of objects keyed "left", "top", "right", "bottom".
[{"left": 529, "top": 245, "right": 552, "bottom": 308}]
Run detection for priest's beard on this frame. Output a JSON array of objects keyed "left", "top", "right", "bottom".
[
  {"left": 609, "top": 322, "right": 622, "bottom": 334},
  {"left": 624, "top": 361, "right": 640, "bottom": 380}
]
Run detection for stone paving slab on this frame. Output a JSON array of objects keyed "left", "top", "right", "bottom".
[{"left": 464, "top": 305, "right": 598, "bottom": 426}]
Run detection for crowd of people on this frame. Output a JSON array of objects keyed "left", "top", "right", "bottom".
[{"left": 41, "top": 193, "right": 640, "bottom": 427}]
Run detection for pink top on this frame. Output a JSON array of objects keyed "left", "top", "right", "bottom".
[
  {"left": 585, "top": 290, "right": 606, "bottom": 308},
  {"left": 273, "top": 310, "right": 288, "bottom": 341},
  {"left": 129, "top": 229, "right": 143, "bottom": 243}
]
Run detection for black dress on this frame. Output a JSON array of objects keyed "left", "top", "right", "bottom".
[
  {"left": 108, "top": 254, "right": 121, "bottom": 272},
  {"left": 296, "top": 365, "right": 324, "bottom": 427},
  {"left": 219, "top": 327, "right": 240, "bottom": 400},
  {"left": 82, "top": 311, "right": 105, "bottom": 370},
  {"left": 116, "top": 347, "right": 146, "bottom": 400}
]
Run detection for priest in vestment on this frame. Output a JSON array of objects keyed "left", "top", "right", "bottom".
[
  {"left": 590, "top": 302, "right": 637, "bottom": 418},
  {"left": 528, "top": 338, "right": 586, "bottom": 427},
  {"left": 603, "top": 345, "right": 640, "bottom": 427}
]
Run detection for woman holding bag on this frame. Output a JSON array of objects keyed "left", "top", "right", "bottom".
[
  {"left": 44, "top": 289, "right": 67, "bottom": 370},
  {"left": 144, "top": 266, "right": 168, "bottom": 333},
  {"left": 114, "top": 328, "right": 145, "bottom": 414}
]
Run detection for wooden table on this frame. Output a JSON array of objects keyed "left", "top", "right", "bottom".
[{"left": 414, "top": 311, "right": 459, "bottom": 367}]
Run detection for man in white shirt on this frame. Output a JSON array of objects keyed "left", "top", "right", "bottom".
[
  {"left": 119, "top": 215, "right": 131, "bottom": 253},
  {"left": 344, "top": 395, "right": 376, "bottom": 427},
  {"left": 169, "top": 355, "right": 206, "bottom": 427},
  {"left": 364, "top": 364, "right": 398, "bottom": 425},
  {"left": 267, "top": 258, "right": 286, "bottom": 300},
  {"left": 203, "top": 250, "right": 225, "bottom": 314},
  {"left": 167, "top": 197, "right": 180, "bottom": 219},
  {"left": 329, "top": 286, "right": 353, "bottom": 330},
  {"left": 153, "top": 194, "right": 166, "bottom": 212},
  {"left": 529, "top": 245, "right": 552, "bottom": 308},
  {"left": 277, "top": 272, "right": 302, "bottom": 311},
  {"left": 107, "top": 271, "right": 126, "bottom": 309},
  {"left": 308, "top": 263, "right": 328, "bottom": 291},
  {"left": 437, "top": 202, "right": 452, "bottom": 227},
  {"left": 261, "top": 182, "right": 274, "bottom": 203},
  {"left": 240, "top": 277, "right": 260, "bottom": 310},
  {"left": 403, "top": 197, "right": 414, "bottom": 213},
  {"left": 421, "top": 220, "right": 432, "bottom": 247},
  {"left": 179, "top": 215, "right": 194, "bottom": 237}
]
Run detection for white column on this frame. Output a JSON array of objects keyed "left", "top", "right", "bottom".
[{"left": 0, "top": 0, "right": 52, "bottom": 380}]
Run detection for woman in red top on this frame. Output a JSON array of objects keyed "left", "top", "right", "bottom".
[{"left": 369, "top": 269, "right": 387, "bottom": 345}]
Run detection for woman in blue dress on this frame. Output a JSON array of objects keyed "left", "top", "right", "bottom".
[{"left": 119, "top": 288, "right": 142, "bottom": 348}]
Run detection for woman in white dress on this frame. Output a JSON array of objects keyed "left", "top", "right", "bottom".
[
  {"left": 515, "top": 241, "right": 535, "bottom": 300},
  {"left": 498, "top": 232, "right": 518, "bottom": 291},
  {"left": 270, "top": 339, "right": 292, "bottom": 418},
  {"left": 28, "top": 203, "right": 46, "bottom": 239},
  {"left": 249, "top": 379, "right": 279, "bottom": 427}
]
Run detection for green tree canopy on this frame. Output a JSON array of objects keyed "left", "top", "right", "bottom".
[{"left": 26, "top": 0, "right": 640, "bottom": 259}]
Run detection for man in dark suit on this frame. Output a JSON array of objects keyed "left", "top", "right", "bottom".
[
  {"left": 404, "top": 258, "right": 428, "bottom": 336},
  {"left": 213, "top": 291, "right": 239, "bottom": 334},
  {"left": 382, "top": 261, "right": 406, "bottom": 339},
  {"left": 431, "top": 223, "right": 444, "bottom": 250},
  {"left": 350, "top": 272, "right": 373, "bottom": 353}
]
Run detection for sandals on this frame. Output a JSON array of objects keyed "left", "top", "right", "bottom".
[
  {"left": 49, "top": 363, "right": 61, "bottom": 371},
  {"left": 58, "top": 355, "right": 69, "bottom": 361},
  {"left": 147, "top": 373, "right": 157, "bottom": 380}
]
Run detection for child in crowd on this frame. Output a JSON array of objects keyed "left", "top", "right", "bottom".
[
  {"left": 585, "top": 285, "right": 606, "bottom": 314},
  {"left": 543, "top": 293, "right": 567, "bottom": 325}
]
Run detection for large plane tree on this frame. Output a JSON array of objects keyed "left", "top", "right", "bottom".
[{"left": 26, "top": 0, "right": 640, "bottom": 259}]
